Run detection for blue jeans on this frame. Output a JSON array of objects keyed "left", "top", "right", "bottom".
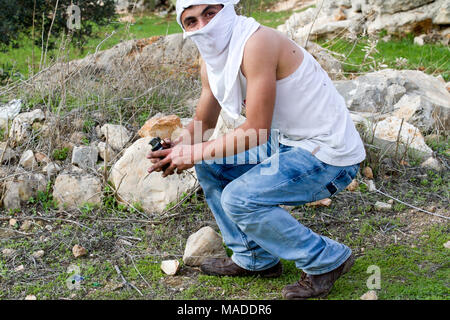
[{"left": 195, "top": 138, "right": 360, "bottom": 275}]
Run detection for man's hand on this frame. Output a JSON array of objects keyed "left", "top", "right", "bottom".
[{"left": 147, "top": 143, "right": 198, "bottom": 177}]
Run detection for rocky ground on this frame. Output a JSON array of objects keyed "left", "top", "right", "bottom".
[{"left": 0, "top": 0, "right": 449, "bottom": 300}]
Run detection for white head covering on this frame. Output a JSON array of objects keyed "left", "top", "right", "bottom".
[{"left": 176, "top": 0, "right": 260, "bottom": 119}]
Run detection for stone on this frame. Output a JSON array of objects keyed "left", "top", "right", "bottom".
[
  {"left": 35, "top": 152, "right": 50, "bottom": 164},
  {"left": 434, "top": 1, "right": 450, "bottom": 24},
  {"left": 14, "top": 265, "right": 25, "bottom": 272},
  {"left": 9, "top": 219, "right": 18, "bottom": 227},
  {"left": 335, "top": 70, "right": 450, "bottom": 130},
  {"left": 3, "top": 170, "right": 48, "bottom": 210},
  {"left": 375, "top": 201, "right": 392, "bottom": 210},
  {"left": 100, "top": 124, "right": 132, "bottom": 152},
  {"left": 392, "top": 94, "right": 437, "bottom": 133},
  {"left": 306, "top": 198, "right": 333, "bottom": 207},
  {"left": 138, "top": 114, "right": 182, "bottom": 140},
  {"left": 32, "top": 250, "right": 45, "bottom": 259},
  {"left": 277, "top": 7, "right": 317, "bottom": 35},
  {"left": 119, "top": 15, "right": 136, "bottom": 23},
  {"left": 20, "top": 220, "right": 33, "bottom": 231},
  {"left": 420, "top": 157, "right": 443, "bottom": 171},
  {"left": 363, "top": 167, "right": 374, "bottom": 179},
  {"left": 19, "top": 150, "right": 37, "bottom": 169},
  {"left": 97, "top": 141, "right": 117, "bottom": 163},
  {"left": 53, "top": 169, "right": 102, "bottom": 209},
  {"left": 160, "top": 260, "right": 180, "bottom": 275},
  {"left": 115, "top": 0, "right": 147, "bottom": 13},
  {"left": 109, "top": 137, "right": 197, "bottom": 213},
  {"left": 444, "top": 240, "right": 450, "bottom": 249},
  {"left": 72, "top": 244, "right": 87, "bottom": 258},
  {"left": 9, "top": 109, "right": 45, "bottom": 146},
  {"left": 367, "top": 179, "right": 377, "bottom": 192},
  {"left": 71, "top": 145, "right": 98, "bottom": 169},
  {"left": 2, "top": 248, "right": 16, "bottom": 257},
  {"left": 334, "top": 8, "right": 347, "bottom": 21},
  {"left": 183, "top": 226, "right": 227, "bottom": 266},
  {"left": 0, "top": 142, "right": 17, "bottom": 164},
  {"left": 0, "top": 99, "right": 22, "bottom": 131},
  {"left": 42, "top": 162, "right": 62, "bottom": 179},
  {"left": 70, "top": 132, "right": 88, "bottom": 145},
  {"left": 24, "top": 295, "right": 37, "bottom": 300},
  {"left": 303, "top": 41, "right": 344, "bottom": 80},
  {"left": 360, "top": 290, "right": 378, "bottom": 300},
  {"left": 414, "top": 36, "right": 425, "bottom": 46},
  {"left": 346, "top": 179, "right": 359, "bottom": 191},
  {"left": 368, "top": 0, "right": 435, "bottom": 15},
  {"left": 371, "top": 116, "right": 433, "bottom": 160},
  {"left": 367, "top": 0, "right": 443, "bottom": 34}
]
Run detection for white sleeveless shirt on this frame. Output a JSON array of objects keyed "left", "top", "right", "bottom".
[{"left": 239, "top": 45, "right": 366, "bottom": 167}]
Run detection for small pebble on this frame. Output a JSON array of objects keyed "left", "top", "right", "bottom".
[{"left": 360, "top": 290, "right": 378, "bottom": 300}]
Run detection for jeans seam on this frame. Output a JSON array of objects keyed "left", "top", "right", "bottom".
[{"left": 303, "top": 248, "right": 352, "bottom": 275}]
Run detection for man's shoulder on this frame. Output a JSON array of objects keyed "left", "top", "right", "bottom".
[
  {"left": 244, "top": 26, "right": 280, "bottom": 52},
  {"left": 242, "top": 26, "right": 280, "bottom": 70}
]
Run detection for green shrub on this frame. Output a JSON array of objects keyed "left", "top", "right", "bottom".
[{"left": 52, "top": 147, "right": 69, "bottom": 161}]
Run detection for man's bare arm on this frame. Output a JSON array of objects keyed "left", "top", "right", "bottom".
[
  {"left": 178, "top": 59, "right": 222, "bottom": 145},
  {"left": 197, "top": 28, "right": 278, "bottom": 160}
]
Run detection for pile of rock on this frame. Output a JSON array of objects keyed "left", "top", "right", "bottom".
[
  {"left": 335, "top": 68, "right": 449, "bottom": 166},
  {"left": 0, "top": 101, "right": 200, "bottom": 213},
  {"left": 278, "top": 0, "right": 449, "bottom": 45}
]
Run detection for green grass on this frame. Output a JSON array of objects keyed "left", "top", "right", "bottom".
[{"left": 319, "top": 34, "right": 450, "bottom": 81}]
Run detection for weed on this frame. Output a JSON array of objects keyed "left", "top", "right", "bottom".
[{"left": 52, "top": 147, "right": 69, "bottom": 161}]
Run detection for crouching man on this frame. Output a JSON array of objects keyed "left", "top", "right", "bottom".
[{"left": 147, "top": 0, "right": 366, "bottom": 300}]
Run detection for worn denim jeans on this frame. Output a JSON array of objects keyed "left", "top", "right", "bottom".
[{"left": 195, "top": 136, "right": 360, "bottom": 275}]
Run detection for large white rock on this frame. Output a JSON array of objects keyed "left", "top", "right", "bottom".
[
  {"left": 100, "top": 124, "right": 132, "bottom": 152},
  {"left": 109, "top": 137, "right": 197, "bottom": 214},
  {"left": 371, "top": 116, "right": 433, "bottom": 160},
  {"left": 53, "top": 168, "right": 103, "bottom": 209},
  {"left": 335, "top": 69, "right": 450, "bottom": 131},
  {"left": 183, "top": 226, "right": 227, "bottom": 266}
]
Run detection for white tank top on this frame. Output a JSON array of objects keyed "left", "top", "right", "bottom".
[{"left": 239, "top": 46, "right": 366, "bottom": 166}]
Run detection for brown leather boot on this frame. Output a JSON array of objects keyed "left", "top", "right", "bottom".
[
  {"left": 282, "top": 254, "right": 355, "bottom": 300},
  {"left": 200, "top": 257, "right": 283, "bottom": 278}
]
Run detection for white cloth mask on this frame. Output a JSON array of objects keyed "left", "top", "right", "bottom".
[{"left": 176, "top": 0, "right": 260, "bottom": 119}]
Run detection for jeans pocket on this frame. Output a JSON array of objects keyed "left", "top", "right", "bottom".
[{"left": 313, "top": 169, "right": 354, "bottom": 201}]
